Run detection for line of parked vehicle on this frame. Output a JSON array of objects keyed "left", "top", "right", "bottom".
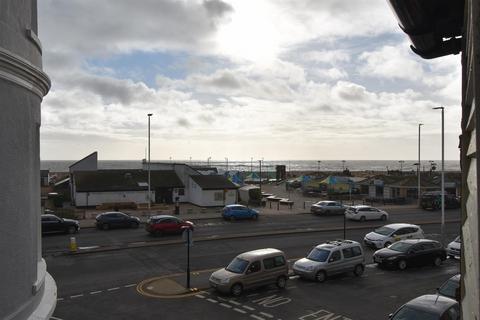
[{"left": 209, "top": 238, "right": 460, "bottom": 319}]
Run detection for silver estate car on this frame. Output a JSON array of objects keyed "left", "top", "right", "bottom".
[
  {"left": 209, "top": 248, "right": 289, "bottom": 296},
  {"left": 293, "top": 240, "right": 365, "bottom": 282}
]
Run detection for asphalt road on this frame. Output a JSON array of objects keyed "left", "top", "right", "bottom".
[
  {"left": 47, "top": 220, "right": 460, "bottom": 320},
  {"left": 42, "top": 207, "right": 460, "bottom": 255}
]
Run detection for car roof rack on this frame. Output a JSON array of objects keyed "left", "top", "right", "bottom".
[{"left": 325, "top": 239, "right": 355, "bottom": 246}]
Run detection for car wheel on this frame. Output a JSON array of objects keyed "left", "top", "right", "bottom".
[
  {"left": 276, "top": 276, "right": 287, "bottom": 289},
  {"left": 230, "top": 283, "right": 243, "bottom": 296},
  {"left": 315, "top": 270, "right": 327, "bottom": 283},
  {"left": 448, "top": 255, "right": 455, "bottom": 260},
  {"left": 397, "top": 260, "right": 407, "bottom": 270},
  {"left": 433, "top": 256, "right": 443, "bottom": 266},
  {"left": 384, "top": 242, "right": 391, "bottom": 248},
  {"left": 154, "top": 230, "right": 163, "bottom": 237},
  {"left": 67, "top": 226, "right": 77, "bottom": 234},
  {"left": 130, "top": 222, "right": 139, "bottom": 229},
  {"left": 359, "top": 216, "right": 366, "bottom": 222},
  {"left": 102, "top": 223, "right": 109, "bottom": 230},
  {"left": 252, "top": 214, "right": 258, "bottom": 220},
  {"left": 380, "top": 215, "right": 387, "bottom": 221},
  {"left": 353, "top": 264, "right": 364, "bottom": 276}
]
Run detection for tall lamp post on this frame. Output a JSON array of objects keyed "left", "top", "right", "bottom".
[
  {"left": 399, "top": 160, "right": 404, "bottom": 175},
  {"left": 250, "top": 157, "right": 253, "bottom": 177},
  {"left": 259, "top": 160, "right": 262, "bottom": 194},
  {"left": 317, "top": 160, "right": 321, "bottom": 176},
  {"left": 342, "top": 160, "right": 346, "bottom": 171},
  {"left": 207, "top": 156, "right": 211, "bottom": 167},
  {"left": 147, "top": 113, "right": 153, "bottom": 212},
  {"left": 418, "top": 123, "right": 423, "bottom": 207},
  {"left": 433, "top": 107, "right": 445, "bottom": 246},
  {"left": 225, "top": 157, "right": 229, "bottom": 172}
]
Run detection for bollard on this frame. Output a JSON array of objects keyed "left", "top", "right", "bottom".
[
  {"left": 277, "top": 202, "right": 279, "bottom": 211},
  {"left": 269, "top": 201, "right": 272, "bottom": 209},
  {"left": 303, "top": 201, "right": 306, "bottom": 209},
  {"left": 69, "top": 237, "right": 77, "bottom": 253}
]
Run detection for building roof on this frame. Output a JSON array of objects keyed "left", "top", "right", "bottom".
[
  {"left": 190, "top": 175, "right": 238, "bottom": 190},
  {"left": 74, "top": 170, "right": 183, "bottom": 192}
]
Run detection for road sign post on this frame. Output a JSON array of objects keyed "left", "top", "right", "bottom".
[{"left": 182, "top": 227, "right": 193, "bottom": 288}]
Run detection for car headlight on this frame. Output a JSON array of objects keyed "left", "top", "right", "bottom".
[
  {"left": 305, "top": 265, "right": 315, "bottom": 271},
  {"left": 386, "top": 256, "right": 396, "bottom": 261},
  {"left": 220, "top": 278, "right": 230, "bottom": 284}
]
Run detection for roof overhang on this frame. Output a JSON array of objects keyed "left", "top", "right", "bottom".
[{"left": 387, "top": 0, "right": 464, "bottom": 59}]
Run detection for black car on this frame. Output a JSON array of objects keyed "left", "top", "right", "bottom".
[
  {"left": 95, "top": 211, "right": 140, "bottom": 230},
  {"left": 41, "top": 214, "right": 79, "bottom": 234},
  {"left": 373, "top": 239, "right": 446, "bottom": 270},
  {"left": 389, "top": 294, "right": 459, "bottom": 320},
  {"left": 421, "top": 192, "right": 460, "bottom": 210}
]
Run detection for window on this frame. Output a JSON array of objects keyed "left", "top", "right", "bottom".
[
  {"left": 342, "top": 248, "right": 353, "bottom": 258},
  {"left": 247, "top": 261, "right": 261, "bottom": 274},
  {"left": 328, "top": 203, "right": 336, "bottom": 207},
  {"left": 329, "top": 251, "right": 341, "bottom": 262},
  {"left": 274, "top": 256, "right": 286, "bottom": 267},
  {"left": 263, "top": 258, "right": 275, "bottom": 270},
  {"left": 351, "top": 246, "right": 362, "bottom": 257},
  {"left": 214, "top": 192, "right": 223, "bottom": 201},
  {"left": 178, "top": 188, "right": 185, "bottom": 196}
]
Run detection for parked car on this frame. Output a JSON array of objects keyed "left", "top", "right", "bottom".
[
  {"left": 345, "top": 205, "right": 388, "bottom": 222},
  {"left": 145, "top": 215, "right": 193, "bottom": 236},
  {"left": 41, "top": 214, "right": 79, "bottom": 234},
  {"left": 447, "top": 235, "right": 461, "bottom": 259},
  {"left": 95, "top": 211, "right": 140, "bottom": 230},
  {"left": 438, "top": 274, "right": 460, "bottom": 300},
  {"left": 293, "top": 240, "right": 365, "bottom": 282},
  {"left": 364, "top": 223, "right": 425, "bottom": 249},
  {"left": 373, "top": 239, "right": 446, "bottom": 270},
  {"left": 222, "top": 205, "right": 259, "bottom": 220},
  {"left": 421, "top": 191, "right": 460, "bottom": 210},
  {"left": 209, "top": 248, "right": 288, "bottom": 296},
  {"left": 310, "top": 201, "right": 347, "bottom": 215},
  {"left": 389, "top": 294, "right": 460, "bottom": 320}
]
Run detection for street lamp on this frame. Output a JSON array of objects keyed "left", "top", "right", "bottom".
[
  {"left": 147, "top": 113, "right": 153, "bottom": 212},
  {"left": 399, "top": 160, "right": 404, "bottom": 174},
  {"left": 250, "top": 157, "right": 253, "bottom": 177},
  {"left": 207, "top": 156, "right": 211, "bottom": 167},
  {"left": 432, "top": 107, "right": 445, "bottom": 246},
  {"left": 259, "top": 160, "right": 262, "bottom": 194},
  {"left": 317, "top": 160, "right": 321, "bottom": 176},
  {"left": 225, "top": 157, "right": 229, "bottom": 172},
  {"left": 342, "top": 160, "right": 346, "bottom": 171},
  {"left": 418, "top": 123, "right": 423, "bottom": 207}
]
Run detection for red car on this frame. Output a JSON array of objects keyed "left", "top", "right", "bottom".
[{"left": 146, "top": 215, "right": 194, "bottom": 236}]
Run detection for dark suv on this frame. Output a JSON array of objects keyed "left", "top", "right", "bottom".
[
  {"left": 41, "top": 214, "right": 79, "bottom": 235},
  {"left": 95, "top": 212, "right": 140, "bottom": 230},
  {"left": 373, "top": 239, "right": 446, "bottom": 270},
  {"left": 421, "top": 192, "right": 460, "bottom": 210}
]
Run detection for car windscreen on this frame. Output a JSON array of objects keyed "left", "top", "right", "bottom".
[
  {"left": 374, "top": 226, "right": 395, "bottom": 236},
  {"left": 392, "top": 306, "right": 438, "bottom": 320},
  {"left": 389, "top": 242, "right": 412, "bottom": 253},
  {"left": 307, "top": 248, "right": 331, "bottom": 262},
  {"left": 226, "top": 258, "right": 249, "bottom": 274},
  {"left": 439, "top": 279, "right": 459, "bottom": 299}
]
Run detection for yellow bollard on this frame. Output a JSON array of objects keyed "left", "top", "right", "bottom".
[{"left": 69, "top": 237, "right": 77, "bottom": 253}]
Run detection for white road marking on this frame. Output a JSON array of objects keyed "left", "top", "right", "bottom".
[
  {"left": 50, "top": 317, "right": 64, "bottom": 320},
  {"left": 229, "top": 300, "right": 242, "bottom": 306},
  {"left": 207, "top": 298, "right": 218, "bottom": 303},
  {"left": 234, "top": 308, "right": 247, "bottom": 314},
  {"left": 289, "top": 275, "right": 300, "bottom": 280},
  {"left": 124, "top": 284, "right": 137, "bottom": 288},
  {"left": 56, "top": 298, "right": 64, "bottom": 301},
  {"left": 196, "top": 294, "right": 206, "bottom": 299},
  {"left": 219, "top": 303, "right": 232, "bottom": 308},
  {"left": 260, "top": 312, "right": 274, "bottom": 318},
  {"left": 70, "top": 294, "right": 84, "bottom": 299},
  {"left": 243, "top": 305, "right": 255, "bottom": 311},
  {"left": 147, "top": 286, "right": 154, "bottom": 290},
  {"left": 90, "top": 291, "right": 102, "bottom": 295},
  {"left": 107, "top": 287, "right": 120, "bottom": 291},
  {"left": 250, "top": 315, "right": 266, "bottom": 320}
]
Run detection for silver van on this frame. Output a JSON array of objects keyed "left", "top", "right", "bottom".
[
  {"left": 209, "top": 248, "right": 289, "bottom": 296},
  {"left": 293, "top": 240, "right": 365, "bottom": 282}
]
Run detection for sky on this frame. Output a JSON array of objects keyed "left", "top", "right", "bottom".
[{"left": 38, "top": 0, "right": 462, "bottom": 161}]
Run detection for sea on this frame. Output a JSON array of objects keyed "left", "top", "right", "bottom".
[{"left": 41, "top": 160, "right": 461, "bottom": 173}]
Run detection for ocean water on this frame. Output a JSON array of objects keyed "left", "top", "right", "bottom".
[{"left": 41, "top": 159, "right": 460, "bottom": 173}]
